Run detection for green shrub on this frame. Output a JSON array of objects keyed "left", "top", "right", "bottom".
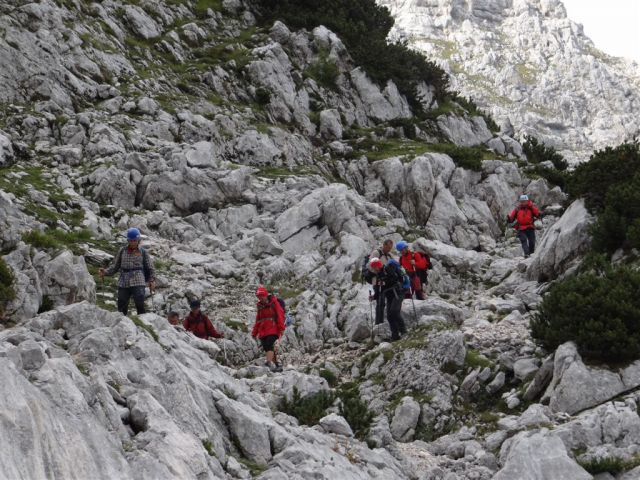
[
  {"left": 568, "top": 141, "right": 640, "bottom": 211},
  {"left": 528, "top": 164, "right": 569, "bottom": 190},
  {"left": 590, "top": 172, "right": 640, "bottom": 254},
  {"left": 428, "top": 143, "right": 486, "bottom": 171},
  {"left": 255, "top": 87, "right": 271, "bottom": 105},
  {"left": 338, "top": 383, "right": 374, "bottom": 439},
  {"left": 280, "top": 387, "right": 335, "bottom": 426},
  {"left": 256, "top": 0, "right": 449, "bottom": 110},
  {"left": 304, "top": 56, "right": 340, "bottom": 90},
  {"left": 319, "top": 368, "right": 338, "bottom": 387},
  {"left": 578, "top": 454, "right": 640, "bottom": 474},
  {"left": 531, "top": 266, "right": 640, "bottom": 363},
  {"left": 522, "top": 135, "right": 568, "bottom": 171},
  {"left": 0, "top": 257, "right": 16, "bottom": 317}
]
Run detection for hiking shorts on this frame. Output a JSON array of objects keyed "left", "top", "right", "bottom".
[{"left": 260, "top": 335, "right": 278, "bottom": 352}]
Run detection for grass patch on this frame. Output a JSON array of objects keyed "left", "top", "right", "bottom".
[
  {"left": 236, "top": 457, "right": 266, "bottom": 477},
  {"left": 201, "top": 439, "right": 215, "bottom": 456},
  {"left": 338, "top": 382, "right": 374, "bottom": 439},
  {"left": 225, "top": 319, "right": 248, "bottom": 333},
  {"left": 464, "top": 349, "right": 493, "bottom": 369},
  {"left": 131, "top": 315, "right": 160, "bottom": 343},
  {"left": 22, "top": 228, "right": 92, "bottom": 253}
]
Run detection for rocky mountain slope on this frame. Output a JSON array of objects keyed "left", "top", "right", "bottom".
[
  {"left": 378, "top": 0, "right": 640, "bottom": 163},
  {"left": 1, "top": 1, "right": 640, "bottom": 479}
]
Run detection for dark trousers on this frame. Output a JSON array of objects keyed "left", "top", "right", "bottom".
[
  {"left": 517, "top": 229, "right": 536, "bottom": 256},
  {"left": 117, "top": 286, "right": 146, "bottom": 316},
  {"left": 375, "top": 292, "right": 386, "bottom": 325},
  {"left": 386, "top": 291, "right": 406, "bottom": 340}
]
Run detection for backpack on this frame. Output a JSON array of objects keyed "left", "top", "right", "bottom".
[
  {"left": 361, "top": 248, "right": 382, "bottom": 284},
  {"left": 273, "top": 295, "right": 294, "bottom": 327},
  {"left": 388, "top": 260, "right": 411, "bottom": 290}
]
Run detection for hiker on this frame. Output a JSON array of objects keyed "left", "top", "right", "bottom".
[
  {"left": 368, "top": 239, "right": 395, "bottom": 325},
  {"left": 368, "top": 258, "right": 407, "bottom": 341},
  {"left": 99, "top": 227, "right": 155, "bottom": 316},
  {"left": 507, "top": 194, "right": 541, "bottom": 258},
  {"left": 396, "top": 240, "right": 429, "bottom": 300},
  {"left": 167, "top": 311, "right": 180, "bottom": 326},
  {"left": 183, "top": 300, "right": 224, "bottom": 339},
  {"left": 252, "top": 286, "right": 285, "bottom": 372}
]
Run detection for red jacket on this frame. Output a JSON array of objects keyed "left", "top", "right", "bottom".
[
  {"left": 183, "top": 312, "right": 223, "bottom": 339},
  {"left": 252, "top": 296, "right": 285, "bottom": 339},
  {"left": 399, "top": 251, "right": 429, "bottom": 274},
  {"left": 508, "top": 201, "right": 540, "bottom": 230}
]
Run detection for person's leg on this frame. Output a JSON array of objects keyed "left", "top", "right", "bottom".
[
  {"left": 527, "top": 229, "right": 536, "bottom": 255},
  {"left": 386, "top": 293, "right": 401, "bottom": 340},
  {"left": 375, "top": 292, "right": 386, "bottom": 325},
  {"left": 392, "top": 295, "right": 407, "bottom": 335},
  {"left": 117, "top": 288, "right": 131, "bottom": 315},
  {"left": 261, "top": 335, "right": 277, "bottom": 367},
  {"left": 132, "top": 286, "right": 146, "bottom": 314},
  {"left": 517, "top": 230, "right": 530, "bottom": 256}
]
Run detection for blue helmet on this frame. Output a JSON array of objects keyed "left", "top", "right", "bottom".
[
  {"left": 396, "top": 240, "right": 409, "bottom": 252},
  {"left": 126, "top": 227, "right": 141, "bottom": 241}
]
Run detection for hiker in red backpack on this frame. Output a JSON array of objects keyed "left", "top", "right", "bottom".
[
  {"left": 252, "top": 286, "right": 285, "bottom": 372},
  {"left": 369, "top": 239, "right": 395, "bottom": 325},
  {"left": 396, "top": 241, "right": 429, "bottom": 300},
  {"left": 183, "top": 300, "right": 224, "bottom": 340},
  {"left": 507, "top": 194, "right": 541, "bottom": 258}
]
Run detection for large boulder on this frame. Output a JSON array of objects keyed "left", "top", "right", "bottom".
[
  {"left": 437, "top": 115, "right": 493, "bottom": 146},
  {"left": 35, "top": 250, "right": 96, "bottom": 308},
  {"left": 494, "top": 430, "right": 591, "bottom": 480},
  {"left": 527, "top": 200, "right": 593, "bottom": 281},
  {"left": 390, "top": 396, "right": 421, "bottom": 442},
  {"left": 543, "top": 342, "right": 640, "bottom": 415}
]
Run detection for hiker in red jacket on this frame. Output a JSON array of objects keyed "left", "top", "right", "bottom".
[
  {"left": 396, "top": 240, "right": 429, "bottom": 300},
  {"left": 183, "top": 300, "right": 224, "bottom": 340},
  {"left": 252, "top": 286, "right": 285, "bottom": 372},
  {"left": 507, "top": 194, "right": 541, "bottom": 258}
]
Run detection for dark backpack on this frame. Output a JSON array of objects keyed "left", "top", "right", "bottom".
[{"left": 361, "top": 248, "right": 382, "bottom": 284}]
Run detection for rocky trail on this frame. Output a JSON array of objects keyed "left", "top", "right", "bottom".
[{"left": 1, "top": 0, "right": 640, "bottom": 478}]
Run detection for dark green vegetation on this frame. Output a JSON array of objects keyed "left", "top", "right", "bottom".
[
  {"left": 531, "top": 263, "right": 640, "bottom": 363},
  {"left": 578, "top": 455, "right": 640, "bottom": 475},
  {"left": 280, "top": 384, "right": 374, "bottom": 439},
  {"left": 256, "top": 0, "right": 450, "bottom": 111},
  {"left": 22, "top": 229, "right": 92, "bottom": 253},
  {"left": 0, "top": 258, "right": 16, "bottom": 318},
  {"left": 521, "top": 135, "right": 569, "bottom": 188},
  {"left": 568, "top": 142, "right": 640, "bottom": 254}
]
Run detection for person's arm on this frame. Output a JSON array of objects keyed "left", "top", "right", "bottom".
[
  {"left": 183, "top": 316, "right": 191, "bottom": 330},
  {"left": 102, "top": 248, "right": 123, "bottom": 277},
  {"left": 251, "top": 313, "right": 259, "bottom": 338},
  {"left": 143, "top": 250, "right": 156, "bottom": 291},
  {"left": 205, "top": 315, "right": 224, "bottom": 339},
  {"left": 532, "top": 205, "right": 541, "bottom": 217},
  {"left": 507, "top": 208, "right": 517, "bottom": 222}
]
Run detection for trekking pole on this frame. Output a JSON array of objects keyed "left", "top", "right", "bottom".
[
  {"left": 409, "top": 287, "right": 419, "bottom": 329},
  {"left": 369, "top": 290, "right": 375, "bottom": 344}
]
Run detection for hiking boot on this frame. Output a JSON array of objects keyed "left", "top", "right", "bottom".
[
  {"left": 273, "top": 362, "right": 283, "bottom": 372},
  {"left": 266, "top": 361, "right": 278, "bottom": 372}
]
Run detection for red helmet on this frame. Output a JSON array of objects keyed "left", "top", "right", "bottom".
[
  {"left": 256, "top": 286, "right": 269, "bottom": 297},
  {"left": 369, "top": 258, "right": 383, "bottom": 269}
]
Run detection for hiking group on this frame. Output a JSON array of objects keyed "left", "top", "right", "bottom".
[
  {"left": 99, "top": 194, "right": 539, "bottom": 367},
  {"left": 363, "top": 239, "right": 432, "bottom": 341}
]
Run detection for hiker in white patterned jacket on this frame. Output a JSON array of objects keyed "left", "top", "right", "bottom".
[{"left": 99, "top": 228, "right": 156, "bottom": 316}]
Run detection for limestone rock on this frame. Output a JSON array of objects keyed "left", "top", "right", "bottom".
[
  {"left": 319, "top": 413, "right": 353, "bottom": 437},
  {"left": 390, "top": 396, "right": 421, "bottom": 442},
  {"left": 527, "top": 200, "right": 593, "bottom": 282}
]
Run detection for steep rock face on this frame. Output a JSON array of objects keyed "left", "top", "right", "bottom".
[{"left": 379, "top": 0, "right": 640, "bottom": 162}]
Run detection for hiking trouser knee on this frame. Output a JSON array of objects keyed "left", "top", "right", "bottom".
[{"left": 117, "top": 286, "right": 146, "bottom": 316}]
